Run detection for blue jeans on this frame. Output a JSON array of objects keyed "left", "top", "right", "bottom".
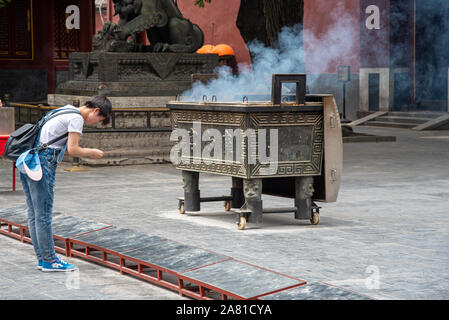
[{"left": 20, "top": 148, "right": 60, "bottom": 262}]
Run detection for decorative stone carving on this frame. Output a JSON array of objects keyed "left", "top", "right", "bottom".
[
  {"left": 93, "top": 0, "right": 204, "bottom": 53},
  {"left": 56, "top": 52, "right": 218, "bottom": 97}
]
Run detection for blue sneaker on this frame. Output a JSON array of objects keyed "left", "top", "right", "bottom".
[
  {"left": 37, "top": 260, "right": 43, "bottom": 270},
  {"left": 41, "top": 257, "right": 77, "bottom": 272}
]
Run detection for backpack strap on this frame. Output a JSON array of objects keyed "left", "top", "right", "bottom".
[
  {"left": 35, "top": 108, "right": 82, "bottom": 150},
  {"left": 43, "top": 107, "right": 81, "bottom": 124},
  {"left": 36, "top": 132, "right": 70, "bottom": 151}
]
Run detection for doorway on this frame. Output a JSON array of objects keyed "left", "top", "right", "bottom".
[{"left": 414, "top": 0, "right": 449, "bottom": 111}]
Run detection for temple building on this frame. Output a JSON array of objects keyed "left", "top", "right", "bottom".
[
  {"left": 0, "top": 0, "right": 95, "bottom": 102},
  {"left": 0, "top": 0, "right": 448, "bottom": 119}
]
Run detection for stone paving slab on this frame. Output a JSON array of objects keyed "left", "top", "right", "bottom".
[
  {"left": 51, "top": 215, "right": 111, "bottom": 239},
  {"left": 72, "top": 225, "right": 231, "bottom": 274},
  {"left": 0, "top": 204, "right": 29, "bottom": 225},
  {"left": 259, "top": 282, "right": 372, "bottom": 300},
  {"left": 72, "top": 226, "right": 161, "bottom": 253},
  {"left": 122, "top": 238, "right": 230, "bottom": 273},
  {"left": 0, "top": 204, "right": 63, "bottom": 226},
  {"left": 181, "top": 259, "right": 305, "bottom": 299}
]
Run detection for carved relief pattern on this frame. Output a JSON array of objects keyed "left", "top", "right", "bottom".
[
  {"left": 118, "top": 63, "right": 157, "bottom": 81},
  {"left": 250, "top": 112, "right": 324, "bottom": 177},
  {"left": 177, "top": 162, "right": 247, "bottom": 178},
  {"left": 172, "top": 110, "right": 247, "bottom": 177},
  {"left": 67, "top": 53, "right": 217, "bottom": 83},
  {"left": 171, "top": 109, "right": 324, "bottom": 179},
  {"left": 171, "top": 110, "right": 246, "bottom": 127}
]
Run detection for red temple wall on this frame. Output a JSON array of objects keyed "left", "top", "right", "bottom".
[
  {"left": 304, "top": 0, "right": 361, "bottom": 74},
  {"left": 95, "top": 0, "right": 365, "bottom": 74}
]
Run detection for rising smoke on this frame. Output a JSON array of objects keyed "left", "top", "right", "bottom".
[
  {"left": 181, "top": 2, "right": 358, "bottom": 103},
  {"left": 181, "top": 23, "right": 306, "bottom": 102}
]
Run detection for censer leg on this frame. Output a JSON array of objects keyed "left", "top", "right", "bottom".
[
  {"left": 295, "top": 176, "right": 314, "bottom": 220},
  {"left": 230, "top": 177, "right": 245, "bottom": 209},
  {"left": 243, "top": 179, "right": 263, "bottom": 224},
  {"left": 182, "top": 171, "right": 200, "bottom": 212},
  {"left": 246, "top": 199, "right": 263, "bottom": 224}
]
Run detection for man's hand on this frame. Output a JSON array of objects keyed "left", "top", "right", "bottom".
[
  {"left": 89, "top": 149, "right": 104, "bottom": 159},
  {"left": 0, "top": 99, "right": 3, "bottom": 108}
]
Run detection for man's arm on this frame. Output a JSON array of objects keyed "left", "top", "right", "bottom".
[{"left": 67, "top": 132, "right": 104, "bottom": 159}]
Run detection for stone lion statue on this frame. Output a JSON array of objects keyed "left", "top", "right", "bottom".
[{"left": 93, "top": 0, "right": 204, "bottom": 53}]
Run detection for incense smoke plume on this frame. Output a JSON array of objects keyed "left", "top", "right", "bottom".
[{"left": 181, "top": 3, "right": 358, "bottom": 102}]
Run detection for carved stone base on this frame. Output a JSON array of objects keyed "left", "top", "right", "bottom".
[{"left": 55, "top": 52, "right": 218, "bottom": 97}]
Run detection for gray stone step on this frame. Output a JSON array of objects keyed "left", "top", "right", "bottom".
[
  {"left": 373, "top": 115, "right": 429, "bottom": 125},
  {"left": 363, "top": 121, "right": 417, "bottom": 129},
  {"left": 387, "top": 111, "right": 445, "bottom": 119},
  {"left": 361, "top": 111, "right": 447, "bottom": 129},
  {"left": 413, "top": 113, "right": 449, "bottom": 131}
]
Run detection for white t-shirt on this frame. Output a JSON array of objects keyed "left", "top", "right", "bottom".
[{"left": 39, "top": 105, "right": 84, "bottom": 150}]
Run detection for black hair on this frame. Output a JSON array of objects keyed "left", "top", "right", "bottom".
[{"left": 85, "top": 95, "right": 112, "bottom": 125}]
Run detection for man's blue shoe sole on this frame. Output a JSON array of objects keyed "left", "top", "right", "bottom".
[{"left": 41, "top": 266, "right": 77, "bottom": 272}]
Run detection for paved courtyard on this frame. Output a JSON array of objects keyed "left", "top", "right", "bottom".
[{"left": 1, "top": 125, "right": 448, "bottom": 300}]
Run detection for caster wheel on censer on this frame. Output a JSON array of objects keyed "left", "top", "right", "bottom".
[
  {"left": 310, "top": 212, "right": 320, "bottom": 225},
  {"left": 179, "top": 202, "right": 185, "bottom": 214},
  {"left": 224, "top": 200, "right": 231, "bottom": 211},
  {"left": 237, "top": 216, "right": 247, "bottom": 230}
]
